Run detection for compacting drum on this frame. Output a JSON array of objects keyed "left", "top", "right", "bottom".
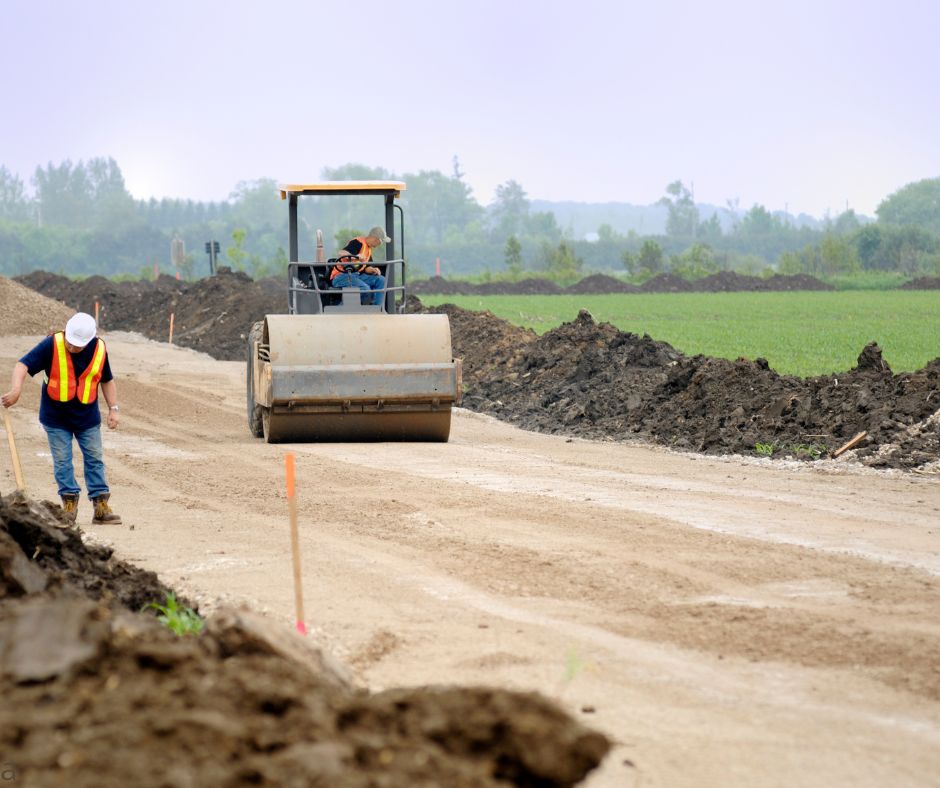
[{"left": 246, "top": 181, "right": 461, "bottom": 443}]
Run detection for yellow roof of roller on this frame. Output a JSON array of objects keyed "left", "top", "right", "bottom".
[{"left": 279, "top": 181, "right": 406, "bottom": 198}]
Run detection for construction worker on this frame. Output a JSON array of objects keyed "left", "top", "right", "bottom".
[
  {"left": 330, "top": 225, "right": 390, "bottom": 305},
  {"left": 1, "top": 312, "right": 122, "bottom": 525}
]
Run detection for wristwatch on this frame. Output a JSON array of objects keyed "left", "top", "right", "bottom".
[{"left": 109, "top": 404, "right": 120, "bottom": 411}]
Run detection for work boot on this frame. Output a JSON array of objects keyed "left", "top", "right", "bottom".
[
  {"left": 92, "top": 494, "right": 122, "bottom": 525},
  {"left": 60, "top": 494, "right": 79, "bottom": 525}
]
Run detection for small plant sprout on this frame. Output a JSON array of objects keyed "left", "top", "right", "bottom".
[
  {"left": 754, "top": 442, "right": 775, "bottom": 457},
  {"left": 144, "top": 593, "right": 204, "bottom": 636}
]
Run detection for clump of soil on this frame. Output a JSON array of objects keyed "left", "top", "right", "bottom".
[{"left": 0, "top": 494, "right": 610, "bottom": 786}]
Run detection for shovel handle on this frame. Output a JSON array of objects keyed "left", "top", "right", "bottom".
[{"left": 2, "top": 408, "right": 26, "bottom": 492}]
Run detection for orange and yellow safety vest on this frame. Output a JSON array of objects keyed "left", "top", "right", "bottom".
[
  {"left": 46, "top": 332, "right": 107, "bottom": 404},
  {"left": 330, "top": 236, "right": 372, "bottom": 281}
]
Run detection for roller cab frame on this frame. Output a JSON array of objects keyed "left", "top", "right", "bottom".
[{"left": 247, "top": 181, "right": 462, "bottom": 443}]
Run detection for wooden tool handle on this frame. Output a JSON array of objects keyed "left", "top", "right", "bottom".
[{"left": 2, "top": 408, "right": 26, "bottom": 492}]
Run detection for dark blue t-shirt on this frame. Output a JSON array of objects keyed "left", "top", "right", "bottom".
[{"left": 20, "top": 335, "right": 114, "bottom": 432}]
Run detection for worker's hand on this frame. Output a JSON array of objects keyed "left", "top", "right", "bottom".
[
  {"left": 1, "top": 388, "right": 20, "bottom": 408},
  {"left": 364, "top": 266, "right": 380, "bottom": 275},
  {"left": 107, "top": 408, "right": 120, "bottom": 429}
]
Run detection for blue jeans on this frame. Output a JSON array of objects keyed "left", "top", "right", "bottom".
[
  {"left": 332, "top": 272, "right": 386, "bottom": 305},
  {"left": 44, "top": 424, "right": 109, "bottom": 499}
]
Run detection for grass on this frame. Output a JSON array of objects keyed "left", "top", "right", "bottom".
[
  {"left": 419, "top": 291, "right": 940, "bottom": 377},
  {"left": 144, "top": 593, "right": 204, "bottom": 636}
]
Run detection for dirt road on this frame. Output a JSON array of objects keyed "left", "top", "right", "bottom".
[{"left": 2, "top": 332, "right": 939, "bottom": 787}]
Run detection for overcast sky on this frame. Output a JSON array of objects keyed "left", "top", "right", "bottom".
[{"left": 2, "top": 0, "right": 938, "bottom": 216}]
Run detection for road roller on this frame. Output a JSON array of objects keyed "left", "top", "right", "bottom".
[{"left": 246, "top": 181, "right": 462, "bottom": 442}]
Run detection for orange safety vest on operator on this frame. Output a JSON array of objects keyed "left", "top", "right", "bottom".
[
  {"left": 330, "top": 236, "right": 372, "bottom": 281},
  {"left": 46, "top": 332, "right": 107, "bottom": 404}
]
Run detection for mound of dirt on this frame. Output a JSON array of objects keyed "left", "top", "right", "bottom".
[
  {"left": 411, "top": 273, "right": 834, "bottom": 295},
  {"left": 410, "top": 276, "right": 476, "bottom": 295},
  {"left": 0, "top": 277, "right": 74, "bottom": 336},
  {"left": 411, "top": 277, "right": 563, "bottom": 295},
  {"left": 565, "top": 274, "right": 641, "bottom": 294},
  {"left": 761, "top": 273, "right": 834, "bottom": 291},
  {"left": 16, "top": 268, "right": 284, "bottom": 361},
  {"left": 477, "top": 278, "right": 563, "bottom": 295},
  {"left": 639, "top": 273, "right": 696, "bottom": 292},
  {"left": 414, "top": 299, "right": 940, "bottom": 469},
  {"left": 901, "top": 276, "right": 940, "bottom": 290},
  {"left": 693, "top": 271, "right": 771, "bottom": 292},
  {"left": 0, "top": 494, "right": 609, "bottom": 786}
]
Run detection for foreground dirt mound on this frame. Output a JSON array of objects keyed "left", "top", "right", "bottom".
[
  {"left": 0, "top": 495, "right": 609, "bottom": 786},
  {"left": 0, "top": 277, "right": 75, "bottom": 336},
  {"left": 416, "top": 301, "right": 940, "bottom": 469}
]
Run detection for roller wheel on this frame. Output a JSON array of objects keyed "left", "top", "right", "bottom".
[{"left": 246, "top": 321, "right": 265, "bottom": 438}]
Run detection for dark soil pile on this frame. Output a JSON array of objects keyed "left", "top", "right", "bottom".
[
  {"left": 694, "top": 271, "right": 767, "bottom": 292},
  {"left": 411, "top": 277, "right": 563, "bottom": 295},
  {"left": 901, "top": 276, "right": 940, "bottom": 290},
  {"left": 476, "top": 278, "right": 563, "bottom": 295},
  {"left": 417, "top": 301, "right": 940, "bottom": 469},
  {"left": 761, "top": 273, "right": 834, "bottom": 291},
  {"left": 0, "top": 494, "right": 609, "bottom": 786},
  {"left": 16, "top": 268, "right": 285, "bottom": 360},
  {"left": 410, "top": 276, "right": 477, "bottom": 296},
  {"left": 412, "top": 273, "right": 834, "bottom": 295},
  {"left": 639, "top": 273, "right": 696, "bottom": 292},
  {"left": 565, "top": 274, "right": 641, "bottom": 294}
]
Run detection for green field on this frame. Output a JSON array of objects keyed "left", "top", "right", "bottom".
[{"left": 419, "top": 291, "right": 940, "bottom": 377}]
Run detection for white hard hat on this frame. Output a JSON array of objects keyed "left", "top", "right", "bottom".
[{"left": 64, "top": 312, "right": 97, "bottom": 347}]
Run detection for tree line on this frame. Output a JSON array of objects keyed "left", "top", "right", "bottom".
[{"left": 0, "top": 157, "right": 938, "bottom": 281}]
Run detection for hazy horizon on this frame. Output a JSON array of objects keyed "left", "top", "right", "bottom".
[{"left": 2, "top": 0, "right": 938, "bottom": 217}]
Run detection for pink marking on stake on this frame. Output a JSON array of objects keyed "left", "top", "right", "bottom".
[{"left": 296, "top": 620, "right": 307, "bottom": 635}]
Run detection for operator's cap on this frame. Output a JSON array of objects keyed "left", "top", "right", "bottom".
[
  {"left": 64, "top": 312, "right": 97, "bottom": 347},
  {"left": 368, "top": 226, "right": 391, "bottom": 243}
]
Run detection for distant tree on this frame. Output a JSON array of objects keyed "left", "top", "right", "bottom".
[
  {"left": 504, "top": 235, "right": 522, "bottom": 275},
  {"left": 658, "top": 180, "right": 699, "bottom": 237},
  {"left": 736, "top": 204, "right": 779, "bottom": 237},
  {"left": 636, "top": 239, "right": 664, "bottom": 275},
  {"left": 819, "top": 233, "right": 860, "bottom": 274},
  {"left": 226, "top": 228, "right": 249, "bottom": 271},
  {"left": 831, "top": 209, "right": 861, "bottom": 235},
  {"left": 490, "top": 180, "right": 530, "bottom": 239},
  {"left": 544, "top": 240, "right": 583, "bottom": 279},
  {"left": 698, "top": 212, "right": 723, "bottom": 240},
  {"left": 401, "top": 169, "right": 482, "bottom": 244},
  {"left": 854, "top": 224, "right": 885, "bottom": 270},
  {"left": 876, "top": 177, "right": 940, "bottom": 235},
  {"left": 0, "top": 166, "right": 30, "bottom": 222},
  {"left": 671, "top": 242, "right": 720, "bottom": 278},
  {"left": 229, "top": 178, "right": 283, "bottom": 228},
  {"left": 597, "top": 223, "right": 620, "bottom": 243}
]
